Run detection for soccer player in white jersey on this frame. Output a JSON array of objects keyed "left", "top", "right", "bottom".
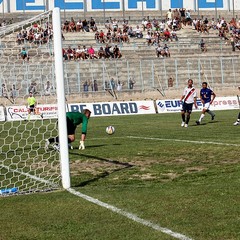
[{"left": 180, "top": 79, "right": 198, "bottom": 127}]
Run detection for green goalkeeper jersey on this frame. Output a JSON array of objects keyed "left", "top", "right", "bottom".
[
  {"left": 66, "top": 112, "right": 89, "bottom": 134},
  {"left": 27, "top": 96, "right": 36, "bottom": 106}
]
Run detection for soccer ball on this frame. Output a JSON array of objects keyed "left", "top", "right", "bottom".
[{"left": 106, "top": 126, "right": 115, "bottom": 135}]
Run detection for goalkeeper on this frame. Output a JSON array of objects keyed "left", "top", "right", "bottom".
[
  {"left": 27, "top": 91, "right": 37, "bottom": 120},
  {"left": 45, "top": 109, "right": 91, "bottom": 150}
]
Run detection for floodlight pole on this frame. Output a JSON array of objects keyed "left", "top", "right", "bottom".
[
  {"left": 232, "top": 0, "right": 235, "bottom": 18},
  {"left": 7, "top": 0, "right": 10, "bottom": 13},
  {"left": 215, "top": 0, "right": 218, "bottom": 20},
  {"left": 103, "top": 0, "right": 106, "bottom": 24},
  {"left": 52, "top": 8, "right": 71, "bottom": 189},
  {"left": 197, "top": 0, "right": 200, "bottom": 19},
  {"left": 84, "top": 0, "right": 87, "bottom": 19},
  {"left": 159, "top": 0, "right": 163, "bottom": 20},
  {"left": 64, "top": 1, "right": 66, "bottom": 22},
  {"left": 46, "top": 0, "right": 49, "bottom": 11},
  {"left": 122, "top": 0, "right": 125, "bottom": 20},
  {"left": 43, "top": 0, "right": 45, "bottom": 12},
  {"left": 2, "top": 0, "right": 4, "bottom": 19},
  {"left": 22, "top": 0, "right": 25, "bottom": 19}
]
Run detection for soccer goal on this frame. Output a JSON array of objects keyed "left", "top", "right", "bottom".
[{"left": 0, "top": 8, "right": 70, "bottom": 196}]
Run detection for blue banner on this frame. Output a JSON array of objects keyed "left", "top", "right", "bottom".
[
  {"left": 128, "top": 0, "right": 156, "bottom": 9},
  {"left": 54, "top": 0, "right": 83, "bottom": 10},
  {"left": 199, "top": 0, "right": 223, "bottom": 8},
  {"left": 171, "top": 0, "right": 183, "bottom": 8},
  {"left": 16, "top": 0, "right": 45, "bottom": 11},
  {"left": 3, "top": 0, "right": 227, "bottom": 12},
  {"left": 92, "top": 0, "right": 120, "bottom": 10}
]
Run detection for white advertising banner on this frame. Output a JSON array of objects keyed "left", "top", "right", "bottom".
[
  {"left": 5, "top": 101, "right": 155, "bottom": 121},
  {"left": 156, "top": 96, "right": 239, "bottom": 113},
  {"left": 6, "top": 104, "right": 58, "bottom": 121},
  {"left": 68, "top": 100, "right": 156, "bottom": 117},
  {"left": 4, "top": 97, "right": 238, "bottom": 121},
  {"left": 0, "top": 106, "right": 5, "bottom": 121}
]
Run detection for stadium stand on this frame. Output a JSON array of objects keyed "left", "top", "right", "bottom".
[{"left": 0, "top": 10, "right": 240, "bottom": 104}]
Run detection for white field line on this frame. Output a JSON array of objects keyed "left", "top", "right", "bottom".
[
  {"left": 1, "top": 162, "right": 193, "bottom": 239},
  {"left": 90, "top": 136, "right": 239, "bottom": 147},
  {"left": 90, "top": 137, "right": 127, "bottom": 140},
  {"left": 69, "top": 135, "right": 236, "bottom": 240},
  {"left": 127, "top": 136, "right": 240, "bottom": 147},
  {"left": 68, "top": 188, "right": 193, "bottom": 240}
]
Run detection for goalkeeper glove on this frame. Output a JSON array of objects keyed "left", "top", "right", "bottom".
[{"left": 79, "top": 141, "right": 85, "bottom": 150}]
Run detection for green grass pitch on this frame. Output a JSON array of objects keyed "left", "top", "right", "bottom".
[{"left": 0, "top": 110, "right": 240, "bottom": 240}]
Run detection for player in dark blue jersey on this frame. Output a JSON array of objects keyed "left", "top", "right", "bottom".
[
  {"left": 233, "top": 87, "right": 240, "bottom": 125},
  {"left": 233, "top": 112, "right": 240, "bottom": 125},
  {"left": 196, "top": 82, "right": 216, "bottom": 125}
]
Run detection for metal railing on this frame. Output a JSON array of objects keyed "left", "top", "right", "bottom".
[
  {"left": 0, "top": 11, "right": 52, "bottom": 38},
  {"left": 1, "top": 56, "right": 239, "bottom": 102}
]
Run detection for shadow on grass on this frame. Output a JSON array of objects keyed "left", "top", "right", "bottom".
[
  {"left": 191, "top": 121, "right": 219, "bottom": 127},
  {"left": 208, "top": 121, "right": 219, "bottom": 124},
  {"left": 86, "top": 143, "right": 121, "bottom": 148},
  {"left": 71, "top": 152, "right": 134, "bottom": 187},
  {"left": 191, "top": 123, "right": 207, "bottom": 127}
]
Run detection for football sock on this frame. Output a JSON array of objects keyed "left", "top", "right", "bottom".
[
  {"left": 199, "top": 114, "right": 205, "bottom": 122},
  {"left": 182, "top": 114, "right": 185, "bottom": 122},
  {"left": 186, "top": 115, "right": 190, "bottom": 124},
  {"left": 207, "top": 110, "right": 214, "bottom": 117},
  {"left": 238, "top": 112, "right": 240, "bottom": 120}
]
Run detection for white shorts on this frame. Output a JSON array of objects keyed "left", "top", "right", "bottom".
[{"left": 203, "top": 102, "right": 211, "bottom": 110}]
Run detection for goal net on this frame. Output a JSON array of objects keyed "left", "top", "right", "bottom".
[{"left": 0, "top": 9, "right": 68, "bottom": 196}]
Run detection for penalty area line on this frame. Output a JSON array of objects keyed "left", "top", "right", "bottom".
[
  {"left": 127, "top": 136, "right": 240, "bottom": 147},
  {"left": 67, "top": 188, "right": 193, "bottom": 240}
]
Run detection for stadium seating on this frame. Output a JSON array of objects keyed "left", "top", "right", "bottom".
[{"left": 0, "top": 10, "right": 239, "bottom": 104}]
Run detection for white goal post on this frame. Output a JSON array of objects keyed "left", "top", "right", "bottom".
[{"left": 52, "top": 7, "right": 70, "bottom": 189}]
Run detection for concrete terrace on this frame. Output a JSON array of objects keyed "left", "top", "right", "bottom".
[{"left": 0, "top": 10, "right": 239, "bottom": 105}]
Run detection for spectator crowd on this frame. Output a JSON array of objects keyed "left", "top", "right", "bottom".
[
  {"left": 60, "top": 9, "right": 240, "bottom": 61},
  {"left": 191, "top": 16, "right": 240, "bottom": 51},
  {"left": 4, "top": 8, "right": 239, "bottom": 99},
  {"left": 14, "top": 8, "right": 240, "bottom": 63},
  {"left": 16, "top": 21, "right": 53, "bottom": 46},
  {"left": 62, "top": 44, "right": 122, "bottom": 60}
]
